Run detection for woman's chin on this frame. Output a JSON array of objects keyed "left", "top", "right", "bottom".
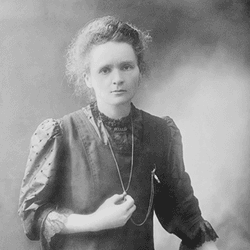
[{"left": 99, "top": 96, "right": 133, "bottom": 106}]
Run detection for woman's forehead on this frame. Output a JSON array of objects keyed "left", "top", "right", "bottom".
[{"left": 89, "top": 41, "right": 137, "bottom": 67}]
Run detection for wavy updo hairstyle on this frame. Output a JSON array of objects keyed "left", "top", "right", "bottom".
[{"left": 66, "top": 16, "right": 151, "bottom": 97}]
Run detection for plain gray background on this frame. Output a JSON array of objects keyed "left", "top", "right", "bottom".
[{"left": 1, "top": 0, "right": 250, "bottom": 249}]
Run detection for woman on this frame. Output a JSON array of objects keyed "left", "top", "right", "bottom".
[{"left": 18, "top": 16, "right": 219, "bottom": 250}]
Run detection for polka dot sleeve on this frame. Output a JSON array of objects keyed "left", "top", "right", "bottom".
[{"left": 18, "top": 118, "right": 69, "bottom": 243}]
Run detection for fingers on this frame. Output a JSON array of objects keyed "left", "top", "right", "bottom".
[
  {"left": 108, "top": 194, "right": 136, "bottom": 209},
  {"left": 109, "top": 194, "right": 125, "bottom": 203},
  {"left": 128, "top": 204, "right": 136, "bottom": 214},
  {"left": 124, "top": 197, "right": 136, "bottom": 221},
  {"left": 125, "top": 195, "right": 136, "bottom": 214},
  {"left": 97, "top": 194, "right": 137, "bottom": 229},
  {"left": 121, "top": 195, "right": 135, "bottom": 210}
]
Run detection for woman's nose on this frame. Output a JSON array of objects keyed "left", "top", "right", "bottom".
[{"left": 112, "top": 70, "right": 124, "bottom": 85}]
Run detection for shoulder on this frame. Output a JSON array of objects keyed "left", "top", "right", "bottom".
[
  {"left": 139, "top": 109, "right": 180, "bottom": 134},
  {"left": 31, "top": 108, "right": 86, "bottom": 144},
  {"left": 31, "top": 118, "right": 63, "bottom": 143},
  {"left": 60, "top": 107, "right": 89, "bottom": 125},
  {"left": 137, "top": 108, "right": 182, "bottom": 147},
  {"left": 27, "top": 119, "right": 64, "bottom": 171},
  {"left": 33, "top": 107, "right": 91, "bottom": 139}
]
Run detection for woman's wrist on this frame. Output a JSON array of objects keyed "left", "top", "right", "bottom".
[{"left": 60, "top": 212, "right": 100, "bottom": 234}]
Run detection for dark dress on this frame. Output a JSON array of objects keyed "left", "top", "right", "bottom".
[{"left": 18, "top": 102, "right": 218, "bottom": 249}]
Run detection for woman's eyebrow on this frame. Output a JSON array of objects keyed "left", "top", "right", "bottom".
[
  {"left": 119, "top": 60, "right": 136, "bottom": 65},
  {"left": 98, "top": 60, "right": 135, "bottom": 69},
  {"left": 98, "top": 63, "right": 113, "bottom": 69}
]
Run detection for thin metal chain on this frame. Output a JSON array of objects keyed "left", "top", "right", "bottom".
[
  {"left": 101, "top": 116, "right": 134, "bottom": 193},
  {"left": 100, "top": 116, "right": 154, "bottom": 226},
  {"left": 130, "top": 167, "right": 155, "bottom": 226}
]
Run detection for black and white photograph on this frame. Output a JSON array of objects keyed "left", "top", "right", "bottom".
[{"left": 1, "top": 1, "right": 250, "bottom": 249}]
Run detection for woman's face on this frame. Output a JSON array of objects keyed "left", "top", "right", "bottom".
[{"left": 84, "top": 41, "right": 140, "bottom": 107}]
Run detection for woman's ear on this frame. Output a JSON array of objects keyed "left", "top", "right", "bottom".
[{"left": 84, "top": 73, "right": 92, "bottom": 88}]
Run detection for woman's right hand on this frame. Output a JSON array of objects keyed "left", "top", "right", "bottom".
[{"left": 91, "top": 194, "right": 136, "bottom": 231}]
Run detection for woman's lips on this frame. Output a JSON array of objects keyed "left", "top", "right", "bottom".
[{"left": 111, "top": 90, "right": 126, "bottom": 93}]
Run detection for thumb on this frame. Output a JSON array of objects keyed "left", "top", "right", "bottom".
[{"left": 110, "top": 193, "right": 126, "bottom": 204}]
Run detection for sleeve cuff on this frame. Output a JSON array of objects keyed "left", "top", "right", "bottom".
[
  {"left": 179, "top": 220, "right": 219, "bottom": 250},
  {"left": 40, "top": 209, "right": 73, "bottom": 250}
]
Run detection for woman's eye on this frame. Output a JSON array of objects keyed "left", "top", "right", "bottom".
[
  {"left": 100, "top": 67, "right": 111, "bottom": 74},
  {"left": 122, "top": 64, "right": 133, "bottom": 71}
]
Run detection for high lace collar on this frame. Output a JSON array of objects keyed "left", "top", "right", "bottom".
[{"left": 90, "top": 102, "right": 134, "bottom": 128}]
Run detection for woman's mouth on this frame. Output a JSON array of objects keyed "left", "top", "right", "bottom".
[{"left": 111, "top": 90, "right": 126, "bottom": 93}]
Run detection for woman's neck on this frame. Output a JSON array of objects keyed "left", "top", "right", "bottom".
[{"left": 96, "top": 101, "right": 131, "bottom": 120}]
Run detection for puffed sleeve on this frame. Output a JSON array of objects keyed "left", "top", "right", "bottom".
[
  {"left": 154, "top": 117, "right": 218, "bottom": 249},
  {"left": 18, "top": 119, "right": 72, "bottom": 245}
]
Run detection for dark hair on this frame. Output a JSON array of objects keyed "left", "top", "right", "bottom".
[{"left": 66, "top": 16, "right": 151, "bottom": 97}]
